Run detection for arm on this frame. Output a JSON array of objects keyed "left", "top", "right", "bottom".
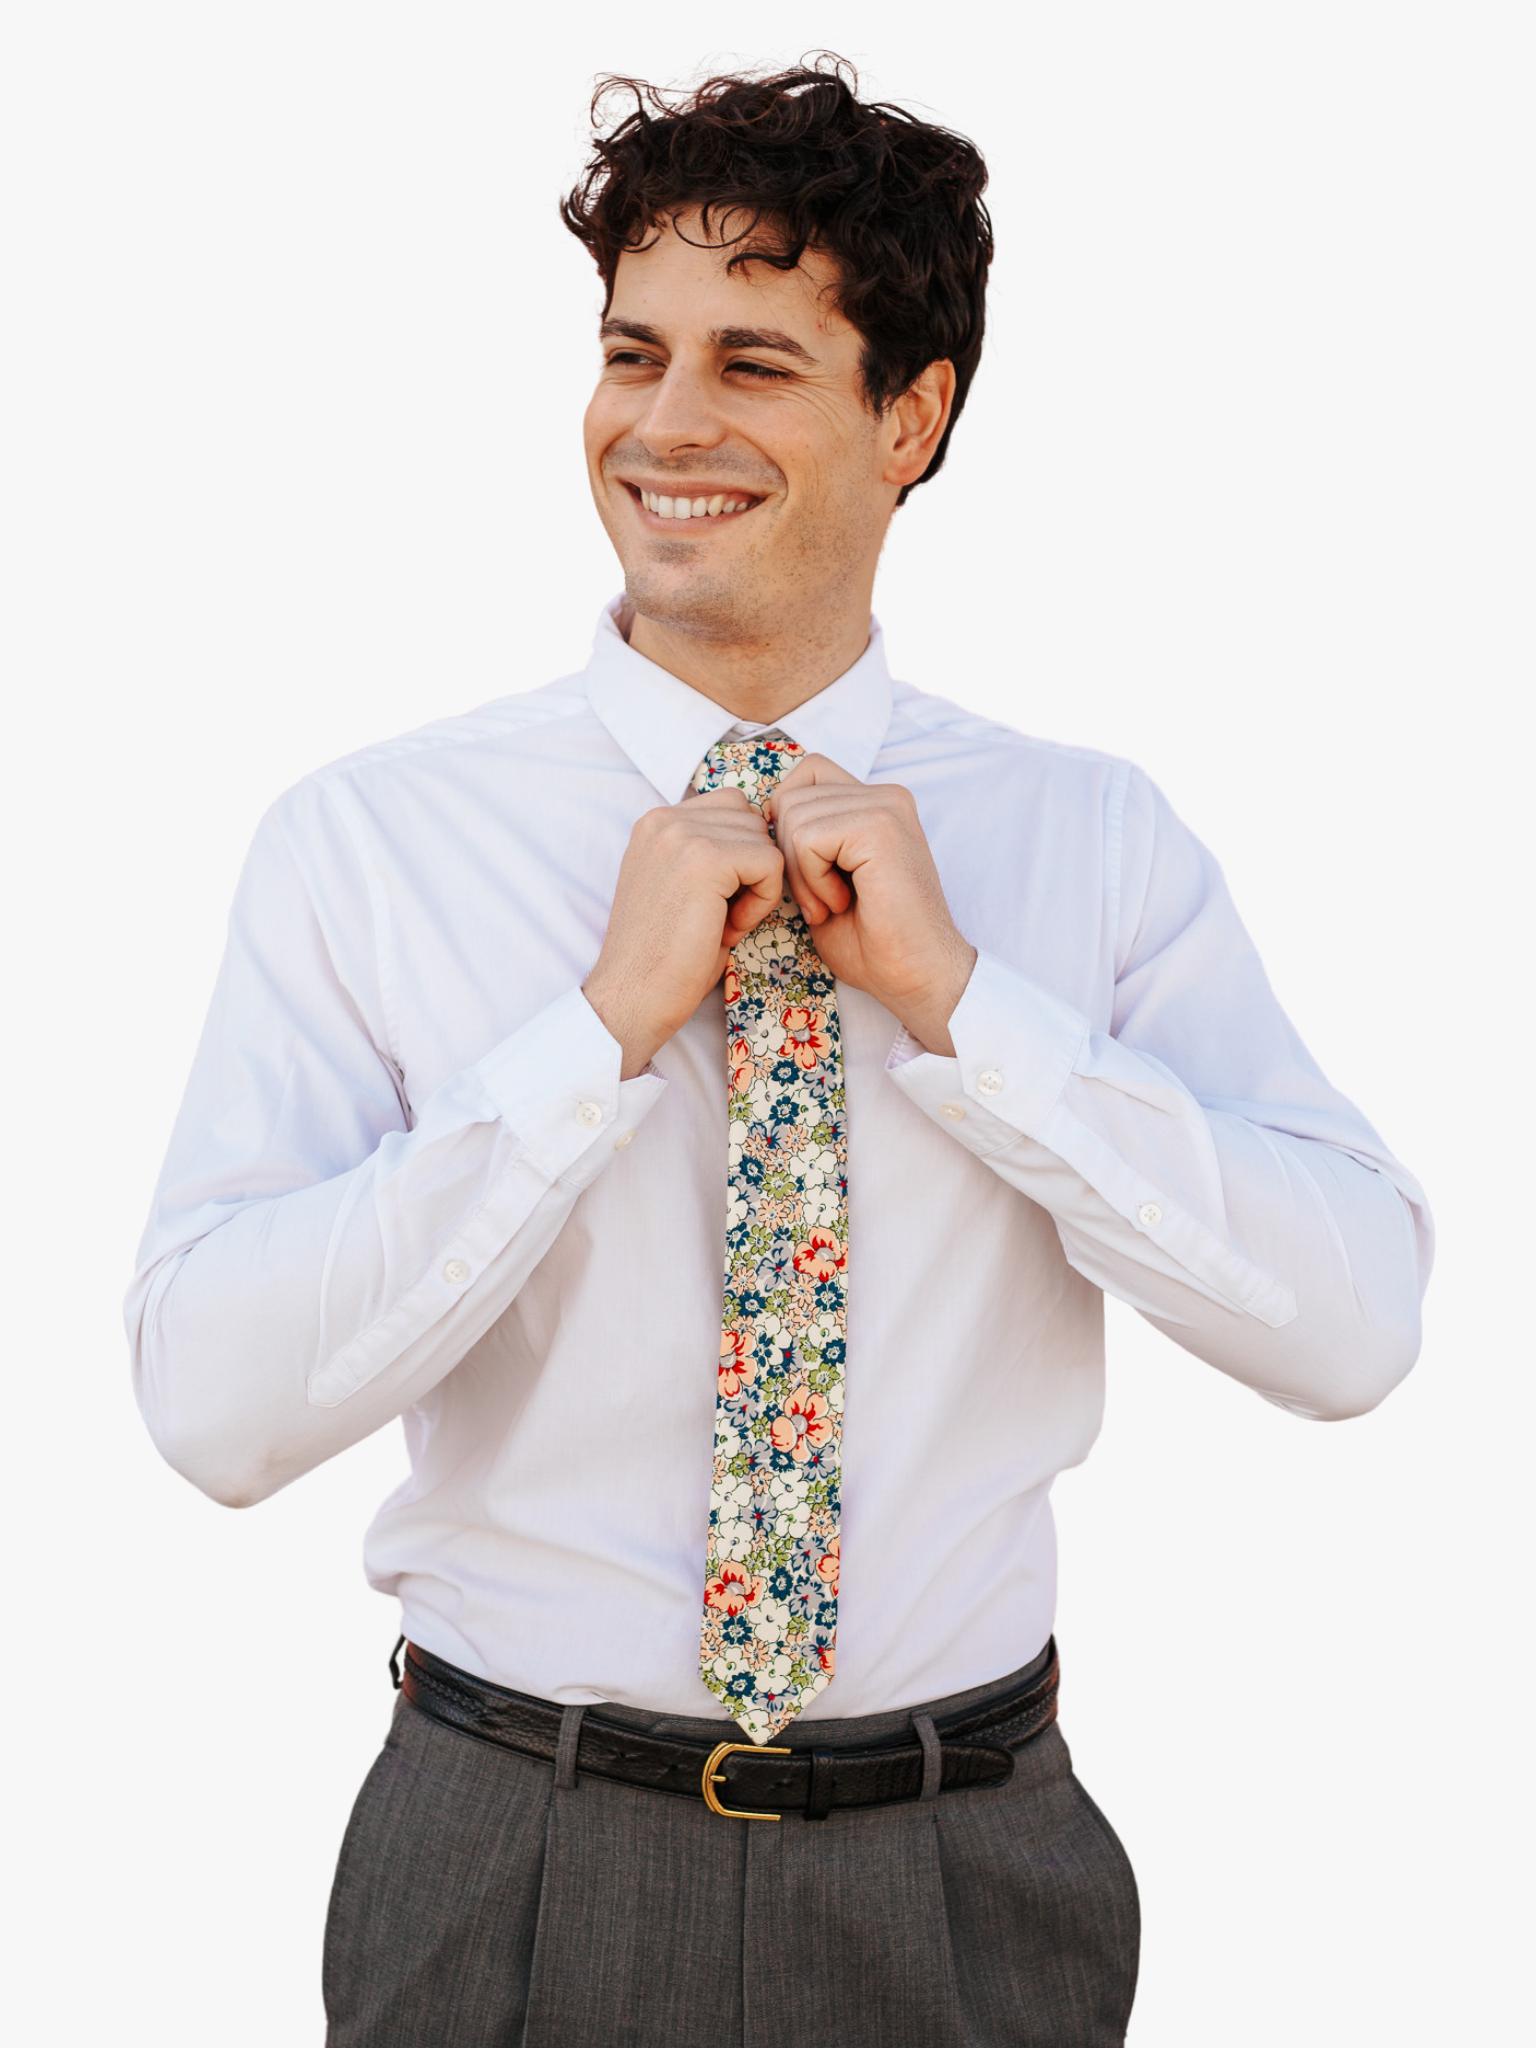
[
  {"left": 126, "top": 794, "right": 667, "bottom": 1506},
  {"left": 773, "top": 758, "right": 1432, "bottom": 1421},
  {"left": 128, "top": 775, "right": 786, "bottom": 1508}
]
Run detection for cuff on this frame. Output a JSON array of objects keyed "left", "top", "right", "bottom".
[
  {"left": 474, "top": 986, "right": 667, "bottom": 1187},
  {"left": 887, "top": 950, "right": 1088, "bottom": 1151}
]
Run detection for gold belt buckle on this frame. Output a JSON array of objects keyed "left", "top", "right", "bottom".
[{"left": 701, "top": 1740, "right": 791, "bottom": 1821}]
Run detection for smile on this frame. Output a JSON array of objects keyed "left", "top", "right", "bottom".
[{"left": 625, "top": 483, "right": 761, "bottom": 523}]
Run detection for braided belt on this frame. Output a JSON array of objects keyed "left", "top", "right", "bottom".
[{"left": 399, "top": 1639, "right": 1059, "bottom": 1822}]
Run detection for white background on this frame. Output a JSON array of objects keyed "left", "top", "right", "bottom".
[{"left": 3, "top": 4, "right": 1531, "bottom": 2041}]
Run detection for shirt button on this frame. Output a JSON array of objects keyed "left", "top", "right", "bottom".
[
  {"left": 940, "top": 1102, "right": 966, "bottom": 1121},
  {"left": 1138, "top": 1202, "right": 1163, "bottom": 1227},
  {"left": 614, "top": 1129, "right": 635, "bottom": 1150},
  {"left": 576, "top": 1101, "right": 603, "bottom": 1128},
  {"left": 443, "top": 1259, "right": 470, "bottom": 1284},
  {"left": 977, "top": 1068, "right": 1004, "bottom": 1095}
]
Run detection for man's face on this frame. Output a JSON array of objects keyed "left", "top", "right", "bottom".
[{"left": 583, "top": 212, "right": 899, "bottom": 646}]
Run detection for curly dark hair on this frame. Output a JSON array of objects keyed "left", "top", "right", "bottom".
[{"left": 560, "top": 56, "right": 992, "bottom": 501}]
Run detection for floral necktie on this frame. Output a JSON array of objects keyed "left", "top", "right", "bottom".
[{"left": 693, "top": 735, "right": 846, "bottom": 1744}]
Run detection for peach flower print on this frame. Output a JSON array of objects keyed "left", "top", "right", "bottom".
[
  {"left": 780, "top": 1004, "right": 831, "bottom": 1070},
  {"left": 718, "top": 1330, "right": 754, "bottom": 1399},
  {"left": 728, "top": 1035, "right": 755, "bottom": 1092},
  {"left": 815, "top": 1534, "right": 840, "bottom": 1597},
  {"left": 705, "top": 1563, "right": 765, "bottom": 1617},
  {"left": 792, "top": 1230, "right": 846, "bottom": 1283},
  {"left": 770, "top": 1385, "right": 834, "bottom": 1462}
]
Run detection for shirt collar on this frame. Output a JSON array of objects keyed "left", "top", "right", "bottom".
[{"left": 583, "top": 595, "right": 894, "bottom": 802}]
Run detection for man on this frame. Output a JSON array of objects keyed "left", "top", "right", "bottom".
[{"left": 128, "top": 60, "right": 1431, "bottom": 2048}]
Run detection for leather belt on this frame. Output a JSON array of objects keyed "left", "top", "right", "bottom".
[{"left": 399, "top": 1638, "right": 1059, "bottom": 1822}]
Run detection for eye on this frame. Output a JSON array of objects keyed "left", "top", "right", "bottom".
[
  {"left": 604, "top": 349, "right": 661, "bottom": 370},
  {"left": 727, "top": 359, "right": 789, "bottom": 382}
]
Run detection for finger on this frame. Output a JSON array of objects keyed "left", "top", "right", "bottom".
[
  {"left": 767, "top": 752, "right": 860, "bottom": 818},
  {"left": 778, "top": 805, "right": 855, "bottom": 924},
  {"left": 722, "top": 845, "right": 786, "bottom": 944}
]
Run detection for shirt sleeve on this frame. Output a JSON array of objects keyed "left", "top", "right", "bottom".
[
  {"left": 887, "top": 767, "right": 1432, "bottom": 1420},
  {"left": 125, "top": 794, "right": 666, "bottom": 1506}
]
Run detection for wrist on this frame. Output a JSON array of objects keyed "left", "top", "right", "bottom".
[
  {"left": 888, "top": 942, "right": 976, "bottom": 1057},
  {"left": 583, "top": 968, "right": 665, "bottom": 1081}
]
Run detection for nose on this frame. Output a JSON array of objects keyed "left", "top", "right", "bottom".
[{"left": 633, "top": 358, "right": 728, "bottom": 460}]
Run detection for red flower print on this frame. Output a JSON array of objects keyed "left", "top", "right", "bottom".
[
  {"left": 781, "top": 1005, "right": 831, "bottom": 1070},
  {"left": 718, "top": 1329, "right": 754, "bottom": 1399},
  {"left": 792, "top": 1230, "right": 846, "bottom": 1283},
  {"left": 723, "top": 965, "right": 742, "bottom": 1007},
  {"left": 728, "top": 1035, "right": 754, "bottom": 1092},
  {"left": 816, "top": 1534, "right": 840, "bottom": 1596},
  {"left": 769, "top": 1386, "right": 834, "bottom": 1461},
  {"left": 705, "top": 1564, "right": 765, "bottom": 1617}
]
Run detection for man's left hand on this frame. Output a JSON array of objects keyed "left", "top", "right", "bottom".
[{"left": 768, "top": 755, "right": 977, "bottom": 1056}]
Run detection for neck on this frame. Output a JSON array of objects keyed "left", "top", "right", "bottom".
[{"left": 625, "top": 603, "right": 872, "bottom": 724}]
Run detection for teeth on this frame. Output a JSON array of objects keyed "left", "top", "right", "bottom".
[{"left": 639, "top": 489, "right": 753, "bottom": 518}]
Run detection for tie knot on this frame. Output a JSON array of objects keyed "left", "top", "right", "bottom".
[{"left": 693, "top": 734, "right": 803, "bottom": 811}]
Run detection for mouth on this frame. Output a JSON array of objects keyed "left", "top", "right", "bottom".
[{"left": 623, "top": 482, "right": 765, "bottom": 526}]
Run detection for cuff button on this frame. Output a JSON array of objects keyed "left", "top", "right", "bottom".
[
  {"left": 443, "top": 1259, "right": 470, "bottom": 1284},
  {"left": 576, "top": 1100, "right": 603, "bottom": 1127},
  {"left": 1138, "top": 1202, "right": 1163, "bottom": 1227},
  {"left": 940, "top": 1102, "right": 966, "bottom": 1121}
]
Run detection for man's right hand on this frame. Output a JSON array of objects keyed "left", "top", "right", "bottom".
[{"left": 583, "top": 792, "right": 786, "bottom": 1078}]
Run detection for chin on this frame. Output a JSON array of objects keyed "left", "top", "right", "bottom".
[{"left": 623, "top": 559, "right": 769, "bottom": 643}]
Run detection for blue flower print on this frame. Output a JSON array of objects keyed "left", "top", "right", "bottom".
[
  {"left": 820, "top": 1339, "right": 846, "bottom": 1367},
  {"left": 722, "top": 1614, "right": 754, "bottom": 1646},
  {"left": 756, "top": 1239, "right": 794, "bottom": 1288},
  {"left": 787, "top": 1582, "right": 819, "bottom": 1622},
  {"left": 768, "top": 1566, "right": 794, "bottom": 1600},
  {"left": 725, "top": 1671, "right": 755, "bottom": 1700}
]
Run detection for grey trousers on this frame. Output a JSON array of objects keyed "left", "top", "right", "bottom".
[{"left": 323, "top": 1658, "right": 1139, "bottom": 2047}]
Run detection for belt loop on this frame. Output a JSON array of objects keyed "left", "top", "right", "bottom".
[
  {"left": 554, "top": 1705, "right": 586, "bottom": 1791},
  {"left": 805, "top": 1750, "right": 836, "bottom": 1821},
  {"left": 912, "top": 1712, "right": 943, "bottom": 1803},
  {"left": 389, "top": 1636, "right": 406, "bottom": 1691}
]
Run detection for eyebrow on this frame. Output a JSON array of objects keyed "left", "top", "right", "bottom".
[{"left": 599, "top": 319, "right": 816, "bottom": 364}]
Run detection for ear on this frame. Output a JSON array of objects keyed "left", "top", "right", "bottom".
[{"left": 881, "top": 361, "right": 957, "bottom": 492}]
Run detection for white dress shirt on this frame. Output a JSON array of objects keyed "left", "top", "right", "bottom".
[{"left": 127, "top": 599, "right": 1432, "bottom": 1720}]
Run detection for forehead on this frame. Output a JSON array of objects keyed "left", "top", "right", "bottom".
[{"left": 607, "top": 212, "right": 851, "bottom": 346}]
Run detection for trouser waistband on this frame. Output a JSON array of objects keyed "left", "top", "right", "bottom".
[{"left": 397, "top": 1639, "right": 1060, "bottom": 1822}]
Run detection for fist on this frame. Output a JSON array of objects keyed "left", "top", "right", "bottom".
[
  {"left": 584, "top": 791, "right": 786, "bottom": 1078},
  {"left": 767, "top": 755, "right": 976, "bottom": 1055}
]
